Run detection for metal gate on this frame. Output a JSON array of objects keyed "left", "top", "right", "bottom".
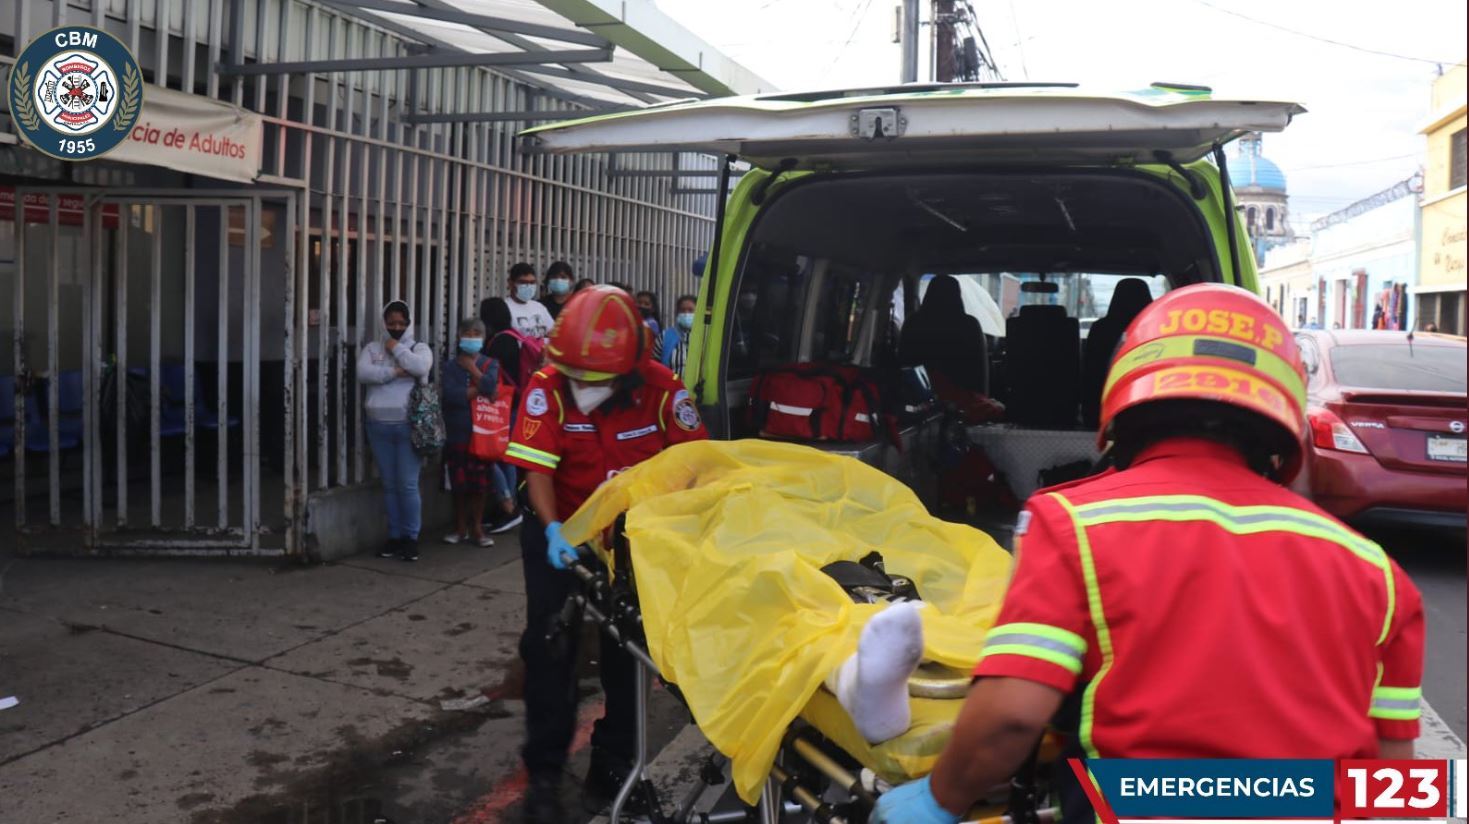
[{"left": 7, "top": 188, "right": 297, "bottom": 554}]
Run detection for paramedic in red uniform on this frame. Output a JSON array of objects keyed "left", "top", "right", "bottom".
[
  {"left": 504, "top": 285, "right": 708, "bottom": 824},
  {"left": 873, "top": 283, "right": 1425, "bottom": 824}
]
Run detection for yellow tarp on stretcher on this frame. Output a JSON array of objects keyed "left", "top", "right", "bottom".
[{"left": 562, "top": 439, "right": 1013, "bottom": 804}]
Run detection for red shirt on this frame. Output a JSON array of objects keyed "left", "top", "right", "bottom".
[
  {"left": 504, "top": 360, "right": 709, "bottom": 520},
  {"left": 975, "top": 438, "right": 1425, "bottom": 758}
]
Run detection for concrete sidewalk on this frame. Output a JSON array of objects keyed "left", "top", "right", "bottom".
[
  {"left": 3, "top": 538, "right": 1461, "bottom": 824},
  {"left": 0, "top": 537, "right": 553, "bottom": 824}
]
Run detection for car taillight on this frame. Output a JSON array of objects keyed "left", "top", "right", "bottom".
[{"left": 1308, "top": 408, "right": 1369, "bottom": 454}]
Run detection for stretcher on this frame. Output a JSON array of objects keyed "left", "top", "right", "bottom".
[{"left": 555, "top": 440, "right": 1064, "bottom": 823}]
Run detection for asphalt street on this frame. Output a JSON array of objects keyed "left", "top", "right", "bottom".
[{"left": 1369, "top": 525, "right": 1467, "bottom": 741}]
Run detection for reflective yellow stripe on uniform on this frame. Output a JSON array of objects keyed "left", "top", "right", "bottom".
[
  {"left": 1069, "top": 494, "right": 1394, "bottom": 644},
  {"left": 1050, "top": 491, "right": 1398, "bottom": 767},
  {"left": 1049, "top": 493, "right": 1115, "bottom": 763},
  {"left": 979, "top": 621, "right": 1088, "bottom": 674},
  {"left": 1369, "top": 685, "right": 1422, "bottom": 721},
  {"left": 506, "top": 442, "right": 559, "bottom": 469}
]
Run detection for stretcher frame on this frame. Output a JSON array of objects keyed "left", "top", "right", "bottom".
[{"left": 556, "top": 530, "right": 1063, "bottom": 824}]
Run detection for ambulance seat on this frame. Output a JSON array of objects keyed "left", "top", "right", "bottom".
[{"left": 1004, "top": 305, "right": 1080, "bottom": 428}]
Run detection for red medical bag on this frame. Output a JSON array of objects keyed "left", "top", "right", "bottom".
[{"left": 748, "top": 363, "right": 885, "bottom": 443}]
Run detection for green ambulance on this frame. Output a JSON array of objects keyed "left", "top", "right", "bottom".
[{"left": 524, "top": 82, "right": 1303, "bottom": 510}]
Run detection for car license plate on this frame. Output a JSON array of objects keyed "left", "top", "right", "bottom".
[{"left": 1427, "top": 435, "right": 1467, "bottom": 462}]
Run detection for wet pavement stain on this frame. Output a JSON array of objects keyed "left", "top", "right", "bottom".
[
  {"left": 345, "top": 657, "right": 413, "bottom": 680},
  {"left": 248, "top": 750, "right": 291, "bottom": 770},
  {"left": 249, "top": 718, "right": 290, "bottom": 737},
  {"left": 190, "top": 702, "right": 511, "bottom": 824},
  {"left": 443, "top": 622, "right": 475, "bottom": 637},
  {"left": 177, "top": 792, "right": 217, "bottom": 810}
]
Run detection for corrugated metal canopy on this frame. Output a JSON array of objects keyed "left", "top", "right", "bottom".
[{"left": 333, "top": 0, "right": 776, "bottom": 109}]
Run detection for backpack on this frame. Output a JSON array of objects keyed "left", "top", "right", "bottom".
[
  {"left": 407, "top": 345, "right": 446, "bottom": 455},
  {"left": 747, "top": 363, "right": 886, "bottom": 443},
  {"left": 492, "top": 329, "right": 544, "bottom": 386}
]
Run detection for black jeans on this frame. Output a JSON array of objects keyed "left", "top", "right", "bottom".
[{"left": 518, "top": 518, "right": 637, "bottom": 779}]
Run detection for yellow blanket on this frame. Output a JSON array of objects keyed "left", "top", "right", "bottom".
[{"left": 562, "top": 439, "right": 1012, "bottom": 803}]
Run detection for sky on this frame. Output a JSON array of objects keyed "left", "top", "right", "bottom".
[{"left": 654, "top": 0, "right": 1467, "bottom": 224}]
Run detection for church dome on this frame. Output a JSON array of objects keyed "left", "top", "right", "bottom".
[{"left": 1227, "top": 132, "right": 1287, "bottom": 192}]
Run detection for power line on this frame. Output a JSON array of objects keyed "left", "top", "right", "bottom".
[
  {"left": 1288, "top": 153, "right": 1417, "bottom": 172},
  {"left": 1006, "top": 0, "right": 1030, "bottom": 81},
  {"left": 1188, "top": 0, "right": 1465, "bottom": 66},
  {"left": 828, "top": 0, "right": 880, "bottom": 70}
]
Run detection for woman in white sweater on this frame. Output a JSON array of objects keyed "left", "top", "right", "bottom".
[{"left": 356, "top": 300, "right": 434, "bottom": 560}]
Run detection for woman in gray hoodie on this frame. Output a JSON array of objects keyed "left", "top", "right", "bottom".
[{"left": 356, "top": 300, "right": 435, "bottom": 560}]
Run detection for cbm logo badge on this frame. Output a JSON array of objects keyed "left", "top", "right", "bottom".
[{"left": 9, "top": 26, "right": 142, "bottom": 161}]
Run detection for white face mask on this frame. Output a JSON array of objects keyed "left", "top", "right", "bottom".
[
  {"left": 569, "top": 381, "right": 615, "bottom": 415},
  {"left": 514, "top": 283, "right": 539, "bottom": 303}
]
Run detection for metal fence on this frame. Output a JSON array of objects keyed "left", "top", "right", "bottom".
[{"left": 4, "top": 0, "right": 720, "bottom": 552}]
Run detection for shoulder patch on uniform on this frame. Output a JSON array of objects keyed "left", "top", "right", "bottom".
[
  {"left": 673, "top": 393, "right": 702, "bottom": 432},
  {"left": 522, "top": 419, "right": 542, "bottom": 441},
  {"left": 1014, "top": 510, "right": 1032, "bottom": 537},
  {"left": 526, "top": 388, "right": 548, "bottom": 417}
]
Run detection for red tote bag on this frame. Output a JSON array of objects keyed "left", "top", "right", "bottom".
[{"left": 469, "top": 373, "right": 514, "bottom": 461}]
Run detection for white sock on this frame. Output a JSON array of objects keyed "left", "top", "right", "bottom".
[{"left": 825, "top": 600, "right": 925, "bottom": 744}]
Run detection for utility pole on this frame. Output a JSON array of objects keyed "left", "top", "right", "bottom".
[
  {"left": 934, "top": 0, "right": 956, "bottom": 82},
  {"left": 900, "top": 0, "right": 919, "bottom": 83}
]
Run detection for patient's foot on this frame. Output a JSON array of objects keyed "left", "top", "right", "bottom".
[{"left": 828, "top": 600, "right": 925, "bottom": 744}]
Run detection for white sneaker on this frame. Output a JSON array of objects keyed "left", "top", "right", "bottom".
[{"left": 443, "top": 533, "right": 465, "bottom": 545}]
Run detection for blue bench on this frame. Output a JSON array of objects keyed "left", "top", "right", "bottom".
[{"left": 128, "top": 365, "right": 240, "bottom": 435}]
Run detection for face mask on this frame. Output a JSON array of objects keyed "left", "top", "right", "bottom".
[
  {"left": 387, "top": 328, "right": 406, "bottom": 340},
  {"left": 548, "top": 278, "right": 572, "bottom": 296},
  {"left": 514, "top": 283, "right": 539, "bottom": 302},
  {"left": 569, "top": 381, "right": 615, "bottom": 415},
  {"left": 459, "top": 338, "right": 483, "bottom": 354},
  {"left": 676, "top": 312, "right": 695, "bottom": 331}
]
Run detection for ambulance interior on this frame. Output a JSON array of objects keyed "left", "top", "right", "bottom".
[{"left": 716, "top": 171, "right": 1218, "bottom": 522}]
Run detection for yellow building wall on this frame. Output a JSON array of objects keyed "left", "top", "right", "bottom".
[
  {"left": 1419, "top": 64, "right": 1466, "bottom": 290},
  {"left": 1421, "top": 196, "right": 1466, "bottom": 289}
]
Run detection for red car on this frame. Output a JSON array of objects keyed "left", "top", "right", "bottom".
[{"left": 1293, "top": 330, "right": 1467, "bottom": 531}]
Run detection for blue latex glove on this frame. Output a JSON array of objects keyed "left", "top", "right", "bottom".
[
  {"left": 869, "top": 776, "right": 962, "bottom": 824},
  {"left": 545, "top": 521, "right": 577, "bottom": 570}
]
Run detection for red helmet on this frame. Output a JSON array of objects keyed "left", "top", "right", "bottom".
[
  {"left": 1098, "top": 283, "right": 1308, "bottom": 479},
  {"left": 545, "top": 285, "right": 650, "bottom": 381}
]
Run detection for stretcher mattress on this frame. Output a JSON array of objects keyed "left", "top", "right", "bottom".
[
  {"left": 801, "top": 686, "right": 960, "bottom": 784},
  {"left": 562, "top": 439, "right": 1013, "bottom": 803}
]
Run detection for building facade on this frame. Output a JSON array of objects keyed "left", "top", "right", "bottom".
[
  {"left": 1309, "top": 179, "right": 1418, "bottom": 332},
  {"left": 1260, "top": 238, "right": 1312, "bottom": 325},
  {"left": 1415, "top": 63, "right": 1467, "bottom": 335},
  {"left": 1, "top": 0, "right": 770, "bottom": 557},
  {"left": 1259, "top": 177, "right": 1419, "bottom": 331}
]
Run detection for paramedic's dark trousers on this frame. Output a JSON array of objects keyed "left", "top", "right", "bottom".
[{"left": 518, "top": 519, "right": 637, "bottom": 778}]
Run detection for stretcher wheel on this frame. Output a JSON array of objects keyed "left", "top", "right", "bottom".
[{"left": 906, "top": 662, "right": 970, "bottom": 699}]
